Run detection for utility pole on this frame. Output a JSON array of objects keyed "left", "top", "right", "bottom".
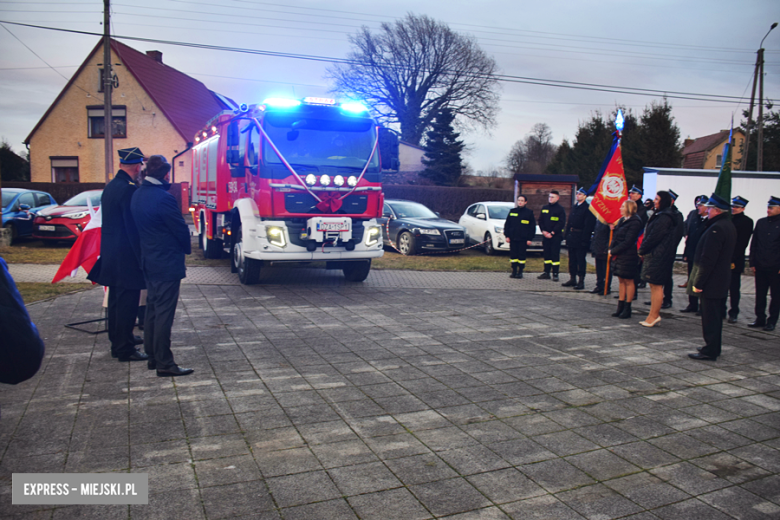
[
  {"left": 743, "top": 22, "right": 777, "bottom": 172},
  {"left": 103, "top": 0, "right": 113, "bottom": 183}
]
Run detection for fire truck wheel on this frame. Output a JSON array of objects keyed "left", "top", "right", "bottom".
[
  {"left": 343, "top": 260, "right": 371, "bottom": 282},
  {"left": 398, "top": 231, "right": 415, "bottom": 256},
  {"left": 234, "top": 223, "right": 261, "bottom": 285},
  {"left": 201, "top": 221, "right": 223, "bottom": 259},
  {"left": 484, "top": 232, "right": 495, "bottom": 255}
]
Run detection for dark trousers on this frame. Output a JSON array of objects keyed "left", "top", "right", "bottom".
[
  {"left": 755, "top": 269, "right": 780, "bottom": 325},
  {"left": 107, "top": 286, "right": 140, "bottom": 358},
  {"left": 700, "top": 296, "right": 726, "bottom": 358},
  {"left": 727, "top": 269, "right": 742, "bottom": 318},
  {"left": 144, "top": 279, "right": 181, "bottom": 371},
  {"left": 663, "top": 269, "right": 674, "bottom": 305},
  {"left": 685, "top": 260, "right": 698, "bottom": 311},
  {"left": 568, "top": 247, "right": 588, "bottom": 278},
  {"left": 595, "top": 257, "right": 612, "bottom": 291},
  {"left": 542, "top": 235, "right": 563, "bottom": 274},
  {"left": 510, "top": 241, "right": 527, "bottom": 271}
]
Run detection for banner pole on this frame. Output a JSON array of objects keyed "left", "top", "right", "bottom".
[{"left": 604, "top": 227, "right": 613, "bottom": 296}]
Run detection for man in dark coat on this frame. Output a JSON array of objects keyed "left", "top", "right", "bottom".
[
  {"left": 130, "top": 155, "right": 194, "bottom": 377},
  {"left": 680, "top": 195, "right": 709, "bottom": 313},
  {"left": 664, "top": 189, "right": 685, "bottom": 308},
  {"left": 87, "top": 147, "right": 148, "bottom": 362},
  {"left": 629, "top": 186, "right": 647, "bottom": 290},
  {"left": 748, "top": 196, "right": 780, "bottom": 331},
  {"left": 590, "top": 220, "right": 613, "bottom": 294},
  {"left": 688, "top": 194, "right": 737, "bottom": 361},
  {"left": 537, "top": 190, "right": 566, "bottom": 281},
  {"left": 563, "top": 187, "right": 596, "bottom": 290},
  {"left": 504, "top": 194, "right": 536, "bottom": 279},
  {"left": 726, "top": 196, "right": 754, "bottom": 323}
]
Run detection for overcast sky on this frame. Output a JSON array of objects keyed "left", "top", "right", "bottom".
[{"left": 0, "top": 0, "right": 777, "bottom": 174}]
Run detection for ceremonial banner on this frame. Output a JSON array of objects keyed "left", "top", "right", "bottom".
[
  {"left": 588, "top": 131, "right": 628, "bottom": 225},
  {"left": 52, "top": 200, "right": 101, "bottom": 284},
  {"left": 714, "top": 123, "right": 733, "bottom": 205}
]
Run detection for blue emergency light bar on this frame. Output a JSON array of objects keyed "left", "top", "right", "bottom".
[
  {"left": 340, "top": 102, "right": 368, "bottom": 114},
  {"left": 262, "top": 98, "right": 302, "bottom": 108}
]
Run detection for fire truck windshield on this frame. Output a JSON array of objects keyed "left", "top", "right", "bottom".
[{"left": 263, "top": 113, "right": 379, "bottom": 171}]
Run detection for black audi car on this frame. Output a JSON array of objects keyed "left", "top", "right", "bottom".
[{"left": 379, "top": 199, "right": 468, "bottom": 255}]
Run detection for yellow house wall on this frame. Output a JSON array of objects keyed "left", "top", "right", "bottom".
[
  {"left": 702, "top": 132, "right": 745, "bottom": 170},
  {"left": 29, "top": 48, "right": 193, "bottom": 185}
]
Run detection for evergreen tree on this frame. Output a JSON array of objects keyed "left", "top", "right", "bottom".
[
  {"left": 421, "top": 109, "right": 465, "bottom": 185},
  {"left": 740, "top": 109, "right": 780, "bottom": 171},
  {"left": 638, "top": 99, "right": 682, "bottom": 169},
  {"left": 0, "top": 139, "right": 31, "bottom": 182}
]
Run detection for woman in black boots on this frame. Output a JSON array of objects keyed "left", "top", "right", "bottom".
[{"left": 610, "top": 200, "right": 643, "bottom": 319}]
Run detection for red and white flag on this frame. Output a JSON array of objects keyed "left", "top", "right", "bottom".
[{"left": 51, "top": 200, "right": 102, "bottom": 284}]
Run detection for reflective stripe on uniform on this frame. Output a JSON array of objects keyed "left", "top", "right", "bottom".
[
  {"left": 552, "top": 261, "right": 560, "bottom": 266},
  {"left": 544, "top": 260, "right": 552, "bottom": 264}
]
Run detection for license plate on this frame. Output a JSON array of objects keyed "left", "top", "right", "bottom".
[
  {"left": 38, "top": 225, "right": 55, "bottom": 231},
  {"left": 317, "top": 221, "right": 350, "bottom": 232},
  {"left": 449, "top": 238, "right": 465, "bottom": 244}
]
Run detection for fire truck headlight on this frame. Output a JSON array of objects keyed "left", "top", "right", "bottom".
[
  {"left": 305, "top": 174, "right": 317, "bottom": 186},
  {"left": 347, "top": 176, "right": 358, "bottom": 187},
  {"left": 320, "top": 175, "right": 331, "bottom": 186},
  {"left": 265, "top": 226, "right": 287, "bottom": 247},
  {"left": 333, "top": 175, "right": 345, "bottom": 186},
  {"left": 365, "top": 226, "right": 381, "bottom": 247}
]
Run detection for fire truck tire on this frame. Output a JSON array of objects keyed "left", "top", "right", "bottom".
[
  {"left": 398, "top": 231, "right": 416, "bottom": 256},
  {"left": 343, "top": 260, "right": 371, "bottom": 282},
  {"left": 234, "top": 223, "right": 261, "bottom": 285},
  {"left": 201, "top": 221, "right": 223, "bottom": 259}
]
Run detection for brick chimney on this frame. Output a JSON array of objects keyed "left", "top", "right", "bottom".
[
  {"left": 146, "top": 50, "right": 163, "bottom": 63},
  {"left": 683, "top": 138, "right": 695, "bottom": 150}
]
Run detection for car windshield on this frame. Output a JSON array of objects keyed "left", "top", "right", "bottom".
[
  {"left": 64, "top": 191, "right": 102, "bottom": 207},
  {"left": 1, "top": 192, "right": 17, "bottom": 209},
  {"left": 389, "top": 202, "right": 438, "bottom": 219},
  {"left": 487, "top": 205, "right": 512, "bottom": 220}
]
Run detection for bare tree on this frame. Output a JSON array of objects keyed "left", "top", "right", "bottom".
[
  {"left": 327, "top": 13, "right": 500, "bottom": 146},
  {"left": 505, "top": 123, "right": 557, "bottom": 175}
]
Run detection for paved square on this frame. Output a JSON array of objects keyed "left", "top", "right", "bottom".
[{"left": 1, "top": 267, "right": 778, "bottom": 519}]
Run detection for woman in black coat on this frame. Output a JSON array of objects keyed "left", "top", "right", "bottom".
[
  {"left": 609, "top": 200, "right": 642, "bottom": 319},
  {"left": 638, "top": 191, "right": 676, "bottom": 327}
]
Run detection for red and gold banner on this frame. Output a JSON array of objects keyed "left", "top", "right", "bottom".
[{"left": 589, "top": 140, "right": 628, "bottom": 225}]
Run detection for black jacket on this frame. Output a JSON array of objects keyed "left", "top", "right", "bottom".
[
  {"left": 504, "top": 206, "right": 536, "bottom": 242},
  {"left": 750, "top": 214, "right": 780, "bottom": 271},
  {"left": 130, "top": 178, "right": 192, "bottom": 282},
  {"left": 87, "top": 170, "right": 146, "bottom": 290},
  {"left": 636, "top": 202, "right": 648, "bottom": 227},
  {"left": 539, "top": 202, "right": 566, "bottom": 236},
  {"left": 638, "top": 207, "right": 678, "bottom": 285},
  {"left": 591, "top": 221, "right": 611, "bottom": 259},
  {"left": 670, "top": 205, "right": 685, "bottom": 250},
  {"left": 731, "top": 212, "right": 754, "bottom": 272},
  {"left": 609, "top": 215, "right": 642, "bottom": 279},
  {"left": 565, "top": 201, "right": 596, "bottom": 248},
  {"left": 683, "top": 213, "right": 707, "bottom": 261},
  {"left": 692, "top": 212, "right": 737, "bottom": 299}
]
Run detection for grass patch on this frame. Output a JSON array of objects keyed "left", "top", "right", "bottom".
[{"left": 16, "top": 282, "right": 94, "bottom": 304}]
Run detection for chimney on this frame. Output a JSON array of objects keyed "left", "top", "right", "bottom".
[
  {"left": 146, "top": 50, "right": 163, "bottom": 63},
  {"left": 683, "top": 138, "right": 695, "bottom": 150}
]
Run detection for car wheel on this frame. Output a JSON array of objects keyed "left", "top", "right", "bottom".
[
  {"left": 233, "top": 223, "right": 261, "bottom": 284},
  {"left": 201, "top": 221, "right": 223, "bottom": 259},
  {"left": 484, "top": 232, "right": 495, "bottom": 255},
  {"left": 343, "top": 260, "right": 371, "bottom": 281},
  {"left": 398, "top": 231, "right": 415, "bottom": 256},
  {"left": 3, "top": 223, "right": 17, "bottom": 245}
]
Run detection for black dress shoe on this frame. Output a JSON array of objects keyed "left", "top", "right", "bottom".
[
  {"left": 688, "top": 352, "right": 717, "bottom": 361},
  {"left": 538, "top": 272, "right": 551, "bottom": 280},
  {"left": 133, "top": 335, "right": 144, "bottom": 345},
  {"left": 696, "top": 346, "right": 703, "bottom": 352},
  {"left": 590, "top": 287, "right": 603, "bottom": 294},
  {"left": 764, "top": 323, "right": 776, "bottom": 331},
  {"left": 147, "top": 360, "right": 156, "bottom": 370},
  {"left": 661, "top": 302, "right": 672, "bottom": 309},
  {"left": 644, "top": 301, "right": 651, "bottom": 306},
  {"left": 156, "top": 366, "right": 194, "bottom": 377},
  {"left": 118, "top": 350, "right": 149, "bottom": 362},
  {"left": 727, "top": 316, "right": 737, "bottom": 324},
  {"left": 748, "top": 320, "right": 767, "bottom": 328},
  {"left": 552, "top": 274, "right": 559, "bottom": 282},
  {"left": 680, "top": 307, "right": 698, "bottom": 313}
]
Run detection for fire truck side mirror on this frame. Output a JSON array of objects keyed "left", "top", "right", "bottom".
[{"left": 227, "top": 121, "right": 240, "bottom": 147}]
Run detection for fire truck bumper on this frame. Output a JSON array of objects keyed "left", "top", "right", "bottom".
[{"left": 244, "top": 248, "right": 384, "bottom": 261}]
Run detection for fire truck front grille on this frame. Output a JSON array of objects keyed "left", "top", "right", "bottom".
[{"left": 284, "top": 193, "right": 369, "bottom": 214}]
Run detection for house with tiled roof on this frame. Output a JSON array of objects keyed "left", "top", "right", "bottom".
[
  {"left": 25, "top": 39, "right": 233, "bottom": 184},
  {"left": 681, "top": 129, "right": 745, "bottom": 170}
]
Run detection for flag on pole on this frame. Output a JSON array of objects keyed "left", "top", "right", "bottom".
[
  {"left": 51, "top": 199, "right": 102, "bottom": 284},
  {"left": 588, "top": 110, "right": 629, "bottom": 225},
  {"left": 713, "top": 119, "right": 733, "bottom": 205}
]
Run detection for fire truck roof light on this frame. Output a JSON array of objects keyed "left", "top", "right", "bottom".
[
  {"left": 304, "top": 97, "right": 336, "bottom": 105},
  {"left": 341, "top": 102, "right": 368, "bottom": 114},
  {"left": 262, "top": 98, "right": 301, "bottom": 108}
]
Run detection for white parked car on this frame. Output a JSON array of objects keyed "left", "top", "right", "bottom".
[{"left": 459, "top": 201, "right": 543, "bottom": 255}]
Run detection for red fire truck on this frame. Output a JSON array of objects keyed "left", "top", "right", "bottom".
[{"left": 191, "top": 97, "right": 388, "bottom": 284}]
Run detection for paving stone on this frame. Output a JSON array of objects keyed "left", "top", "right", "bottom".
[
  {"left": 565, "top": 449, "right": 641, "bottom": 481},
  {"left": 193, "top": 454, "right": 262, "bottom": 488},
  {"left": 385, "top": 453, "right": 459, "bottom": 485},
  {"left": 310, "top": 439, "right": 379, "bottom": 469},
  {"left": 501, "top": 495, "right": 587, "bottom": 519},
  {"left": 409, "top": 478, "right": 491, "bottom": 517},
  {"left": 609, "top": 441, "right": 681, "bottom": 470},
  {"left": 649, "top": 461, "right": 732, "bottom": 495},
  {"left": 604, "top": 472, "right": 691, "bottom": 509},
  {"left": 466, "top": 468, "right": 546, "bottom": 504},
  {"left": 557, "top": 483, "right": 644, "bottom": 519},
  {"left": 532, "top": 430, "right": 601, "bottom": 457},
  {"left": 700, "top": 486, "right": 780, "bottom": 519},
  {"left": 328, "top": 461, "right": 403, "bottom": 496},
  {"left": 518, "top": 459, "right": 596, "bottom": 493},
  {"left": 266, "top": 470, "right": 341, "bottom": 508},
  {"left": 348, "top": 488, "right": 432, "bottom": 520},
  {"left": 281, "top": 498, "right": 359, "bottom": 520}
]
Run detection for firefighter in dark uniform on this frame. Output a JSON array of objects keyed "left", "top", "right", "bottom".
[
  {"left": 537, "top": 190, "right": 566, "bottom": 281},
  {"left": 629, "top": 186, "right": 647, "bottom": 290},
  {"left": 563, "top": 187, "right": 596, "bottom": 290},
  {"left": 726, "top": 196, "right": 754, "bottom": 323},
  {"left": 504, "top": 194, "right": 536, "bottom": 279},
  {"left": 748, "top": 195, "right": 780, "bottom": 331}
]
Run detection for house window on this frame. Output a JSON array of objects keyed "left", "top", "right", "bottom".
[
  {"left": 98, "top": 68, "right": 104, "bottom": 92},
  {"left": 51, "top": 157, "right": 79, "bottom": 183},
  {"left": 716, "top": 154, "right": 722, "bottom": 167},
  {"left": 88, "top": 106, "right": 126, "bottom": 138}
]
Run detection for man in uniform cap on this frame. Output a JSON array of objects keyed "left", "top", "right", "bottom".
[
  {"left": 562, "top": 187, "right": 596, "bottom": 290},
  {"left": 629, "top": 186, "right": 647, "bottom": 292},
  {"left": 688, "top": 193, "right": 736, "bottom": 361},
  {"left": 748, "top": 196, "right": 780, "bottom": 331},
  {"left": 726, "top": 196, "right": 754, "bottom": 323},
  {"left": 537, "top": 190, "right": 566, "bottom": 281},
  {"left": 680, "top": 195, "right": 709, "bottom": 313},
  {"left": 88, "top": 147, "right": 149, "bottom": 362}
]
